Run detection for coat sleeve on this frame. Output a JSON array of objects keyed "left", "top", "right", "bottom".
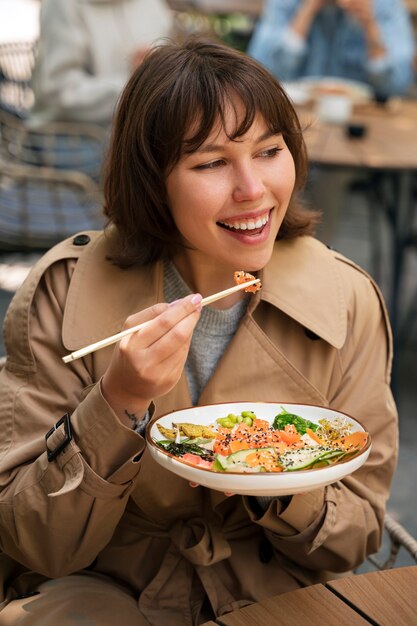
[
  {"left": 365, "top": 0, "right": 416, "bottom": 97},
  {"left": 247, "top": 0, "right": 305, "bottom": 81},
  {"left": 243, "top": 261, "right": 398, "bottom": 573},
  {"left": 0, "top": 255, "right": 146, "bottom": 578}
]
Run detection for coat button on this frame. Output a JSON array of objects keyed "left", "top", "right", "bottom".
[
  {"left": 304, "top": 328, "right": 321, "bottom": 341},
  {"left": 73, "top": 234, "right": 90, "bottom": 246}
]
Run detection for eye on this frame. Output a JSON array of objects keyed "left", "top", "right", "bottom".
[
  {"left": 257, "top": 146, "right": 283, "bottom": 159},
  {"left": 193, "top": 159, "right": 226, "bottom": 171}
]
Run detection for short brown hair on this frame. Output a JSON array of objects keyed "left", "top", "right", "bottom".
[{"left": 103, "top": 37, "right": 319, "bottom": 267}]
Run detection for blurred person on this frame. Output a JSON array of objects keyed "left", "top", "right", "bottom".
[
  {"left": 248, "top": 0, "right": 416, "bottom": 244},
  {"left": 0, "top": 38, "right": 397, "bottom": 625},
  {"left": 23, "top": 0, "right": 174, "bottom": 181},
  {"left": 29, "top": 0, "right": 175, "bottom": 128},
  {"left": 248, "top": 0, "right": 415, "bottom": 99}
]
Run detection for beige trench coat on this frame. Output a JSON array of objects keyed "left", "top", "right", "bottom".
[{"left": 0, "top": 230, "right": 398, "bottom": 625}]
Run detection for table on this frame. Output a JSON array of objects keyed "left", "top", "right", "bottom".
[
  {"left": 300, "top": 99, "right": 417, "bottom": 171},
  {"left": 201, "top": 566, "right": 417, "bottom": 625},
  {"left": 298, "top": 98, "right": 417, "bottom": 379}
]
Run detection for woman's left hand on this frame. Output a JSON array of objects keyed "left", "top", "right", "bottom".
[{"left": 189, "top": 482, "right": 234, "bottom": 497}]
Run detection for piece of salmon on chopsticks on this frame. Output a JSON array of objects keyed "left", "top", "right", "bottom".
[{"left": 234, "top": 271, "right": 262, "bottom": 293}]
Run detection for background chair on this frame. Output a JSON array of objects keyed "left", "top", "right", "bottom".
[
  {"left": 0, "top": 41, "right": 107, "bottom": 250},
  {"left": 0, "top": 106, "right": 109, "bottom": 182},
  {"left": 367, "top": 512, "right": 417, "bottom": 570},
  {"left": 0, "top": 160, "right": 104, "bottom": 250},
  {"left": 0, "top": 40, "right": 36, "bottom": 117}
]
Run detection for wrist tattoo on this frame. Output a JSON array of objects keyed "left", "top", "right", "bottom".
[{"left": 124, "top": 409, "right": 139, "bottom": 429}]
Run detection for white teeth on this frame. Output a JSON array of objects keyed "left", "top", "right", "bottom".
[{"left": 220, "top": 212, "right": 269, "bottom": 231}]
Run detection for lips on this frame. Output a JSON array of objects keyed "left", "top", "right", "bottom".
[{"left": 217, "top": 211, "right": 270, "bottom": 233}]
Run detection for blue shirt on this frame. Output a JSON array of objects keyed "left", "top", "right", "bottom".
[{"left": 248, "top": 0, "right": 415, "bottom": 97}]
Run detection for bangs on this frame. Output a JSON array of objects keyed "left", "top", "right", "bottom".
[
  {"left": 149, "top": 44, "right": 302, "bottom": 173},
  {"left": 181, "top": 83, "right": 286, "bottom": 154}
]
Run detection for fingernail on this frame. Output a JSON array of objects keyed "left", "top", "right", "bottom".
[
  {"left": 168, "top": 299, "right": 181, "bottom": 307},
  {"left": 191, "top": 293, "right": 202, "bottom": 310}
]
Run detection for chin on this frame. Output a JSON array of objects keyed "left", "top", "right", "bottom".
[{"left": 244, "top": 246, "right": 276, "bottom": 272}]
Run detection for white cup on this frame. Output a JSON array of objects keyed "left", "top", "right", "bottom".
[{"left": 315, "top": 94, "right": 353, "bottom": 124}]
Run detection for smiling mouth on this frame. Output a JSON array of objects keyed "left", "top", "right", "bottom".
[{"left": 217, "top": 211, "right": 270, "bottom": 233}]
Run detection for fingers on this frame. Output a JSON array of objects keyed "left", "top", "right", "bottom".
[
  {"left": 118, "top": 294, "right": 202, "bottom": 379},
  {"left": 122, "top": 302, "right": 169, "bottom": 330},
  {"left": 121, "top": 293, "right": 202, "bottom": 352},
  {"left": 189, "top": 482, "right": 234, "bottom": 497},
  {"left": 103, "top": 294, "right": 202, "bottom": 408},
  {"left": 143, "top": 313, "right": 198, "bottom": 368}
]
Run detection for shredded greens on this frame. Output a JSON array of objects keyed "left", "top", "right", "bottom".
[
  {"left": 272, "top": 407, "right": 319, "bottom": 435},
  {"left": 156, "top": 441, "right": 214, "bottom": 461}
]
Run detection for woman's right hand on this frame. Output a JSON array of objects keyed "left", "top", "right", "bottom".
[{"left": 101, "top": 294, "right": 202, "bottom": 428}]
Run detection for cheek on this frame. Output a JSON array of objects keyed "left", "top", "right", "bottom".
[
  {"left": 171, "top": 180, "right": 223, "bottom": 228},
  {"left": 169, "top": 190, "right": 212, "bottom": 243},
  {"left": 277, "top": 155, "right": 296, "bottom": 199}
]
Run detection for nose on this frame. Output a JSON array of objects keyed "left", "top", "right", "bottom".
[{"left": 232, "top": 163, "right": 265, "bottom": 203}]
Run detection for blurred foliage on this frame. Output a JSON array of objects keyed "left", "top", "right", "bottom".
[{"left": 174, "top": 11, "right": 256, "bottom": 52}]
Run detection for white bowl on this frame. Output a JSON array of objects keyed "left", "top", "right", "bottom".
[
  {"left": 146, "top": 402, "right": 371, "bottom": 496},
  {"left": 301, "top": 76, "right": 372, "bottom": 104},
  {"left": 315, "top": 93, "right": 353, "bottom": 124},
  {"left": 282, "top": 81, "right": 311, "bottom": 105}
]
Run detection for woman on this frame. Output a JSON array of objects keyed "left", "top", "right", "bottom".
[
  {"left": 29, "top": 0, "right": 175, "bottom": 127},
  {"left": 24, "top": 0, "right": 175, "bottom": 182},
  {"left": 0, "top": 39, "right": 397, "bottom": 625}
]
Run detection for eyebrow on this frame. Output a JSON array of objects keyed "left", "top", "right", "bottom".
[{"left": 194, "top": 129, "right": 280, "bottom": 154}]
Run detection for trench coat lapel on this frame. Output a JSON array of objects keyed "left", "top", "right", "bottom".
[
  {"left": 62, "top": 229, "right": 164, "bottom": 350},
  {"left": 196, "top": 237, "right": 346, "bottom": 409},
  {"left": 61, "top": 232, "right": 347, "bottom": 443},
  {"left": 62, "top": 232, "right": 345, "bottom": 354},
  {"left": 198, "top": 313, "right": 329, "bottom": 408},
  {"left": 259, "top": 237, "right": 346, "bottom": 350}
]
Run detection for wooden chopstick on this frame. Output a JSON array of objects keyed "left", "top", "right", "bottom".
[
  {"left": 199, "top": 277, "right": 260, "bottom": 306},
  {"left": 62, "top": 278, "right": 260, "bottom": 363}
]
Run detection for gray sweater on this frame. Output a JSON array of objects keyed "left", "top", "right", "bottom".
[{"left": 163, "top": 260, "right": 248, "bottom": 405}]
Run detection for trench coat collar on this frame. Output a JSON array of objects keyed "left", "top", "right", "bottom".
[
  {"left": 258, "top": 236, "right": 347, "bottom": 349},
  {"left": 62, "top": 231, "right": 347, "bottom": 351}
]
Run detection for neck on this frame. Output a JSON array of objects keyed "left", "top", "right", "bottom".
[{"left": 171, "top": 252, "right": 249, "bottom": 310}]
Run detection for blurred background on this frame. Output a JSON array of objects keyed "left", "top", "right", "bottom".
[{"left": 0, "top": 0, "right": 416, "bottom": 570}]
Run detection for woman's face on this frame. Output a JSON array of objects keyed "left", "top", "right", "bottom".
[{"left": 166, "top": 99, "right": 296, "bottom": 279}]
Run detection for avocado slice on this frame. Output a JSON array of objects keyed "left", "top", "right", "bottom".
[{"left": 279, "top": 446, "right": 345, "bottom": 471}]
